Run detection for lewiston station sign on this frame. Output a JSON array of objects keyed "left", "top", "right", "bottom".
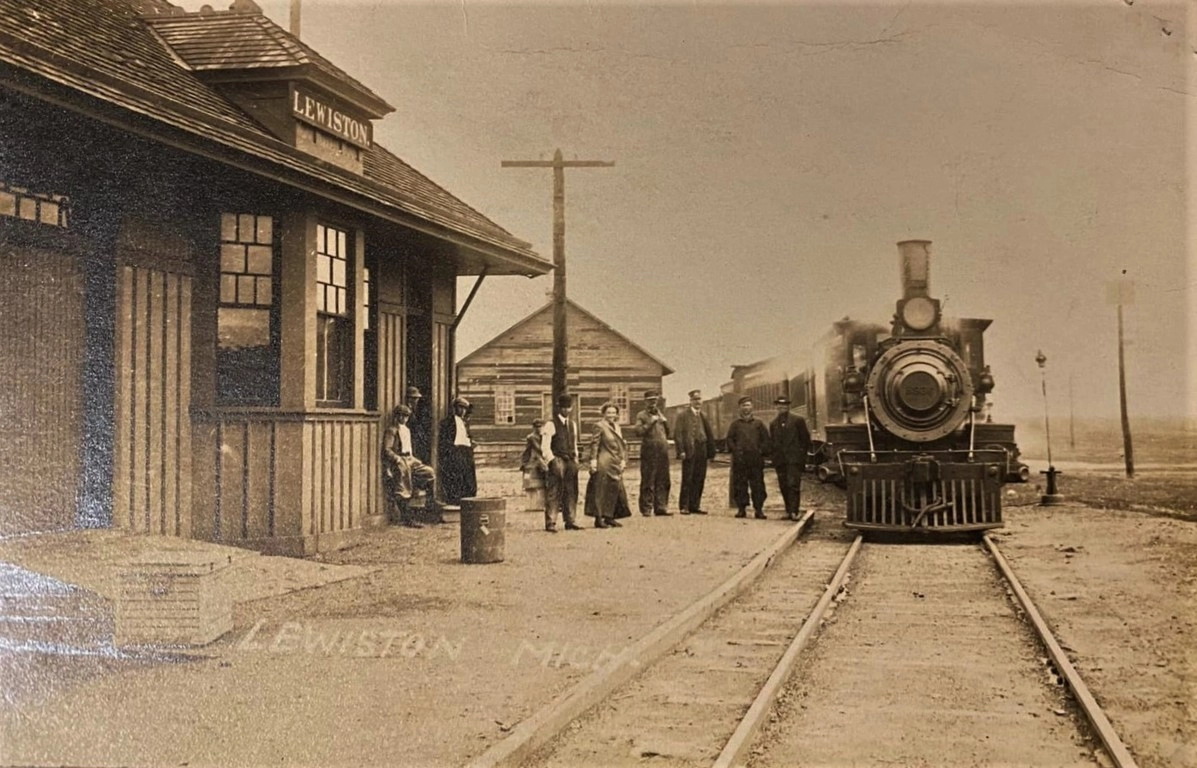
[{"left": 291, "top": 86, "right": 373, "bottom": 149}]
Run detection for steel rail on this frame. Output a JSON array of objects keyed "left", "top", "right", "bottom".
[
  {"left": 468, "top": 510, "right": 816, "bottom": 768},
  {"left": 983, "top": 535, "right": 1139, "bottom": 768},
  {"left": 712, "top": 534, "right": 864, "bottom": 768}
]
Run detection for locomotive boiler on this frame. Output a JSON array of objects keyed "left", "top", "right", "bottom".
[{"left": 824, "top": 240, "right": 1021, "bottom": 532}]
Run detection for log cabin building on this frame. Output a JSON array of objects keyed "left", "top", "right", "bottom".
[
  {"left": 457, "top": 299, "right": 673, "bottom": 450},
  {"left": 0, "top": 0, "right": 549, "bottom": 554}
]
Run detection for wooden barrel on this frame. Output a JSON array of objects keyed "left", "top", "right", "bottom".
[{"left": 459, "top": 497, "right": 506, "bottom": 564}]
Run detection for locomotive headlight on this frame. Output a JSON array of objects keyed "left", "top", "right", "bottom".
[{"left": 900, "top": 296, "right": 939, "bottom": 331}]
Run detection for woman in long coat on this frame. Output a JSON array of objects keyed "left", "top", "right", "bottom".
[{"left": 586, "top": 402, "right": 633, "bottom": 528}]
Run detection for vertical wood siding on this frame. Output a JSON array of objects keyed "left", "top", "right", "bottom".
[
  {"left": 0, "top": 247, "right": 84, "bottom": 535},
  {"left": 378, "top": 310, "right": 405, "bottom": 418},
  {"left": 197, "top": 414, "right": 379, "bottom": 545},
  {"left": 113, "top": 265, "right": 193, "bottom": 536}
]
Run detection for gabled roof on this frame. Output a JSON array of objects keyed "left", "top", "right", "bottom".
[
  {"left": 0, "top": 0, "right": 548, "bottom": 276},
  {"left": 459, "top": 299, "right": 675, "bottom": 375},
  {"left": 144, "top": 11, "right": 391, "bottom": 116}
]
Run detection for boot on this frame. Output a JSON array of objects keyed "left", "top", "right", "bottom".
[{"left": 735, "top": 507, "right": 747, "bottom": 518}]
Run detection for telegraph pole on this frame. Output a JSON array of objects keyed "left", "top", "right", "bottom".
[
  {"left": 502, "top": 150, "right": 614, "bottom": 408},
  {"left": 1108, "top": 279, "right": 1135, "bottom": 478},
  {"left": 1068, "top": 372, "right": 1076, "bottom": 451}
]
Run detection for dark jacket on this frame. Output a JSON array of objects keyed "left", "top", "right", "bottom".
[
  {"left": 673, "top": 407, "right": 716, "bottom": 460},
  {"left": 549, "top": 413, "right": 579, "bottom": 461},
  {"left": 769, "top": 413, "right": 812, "bottom": 467},
  {"left": 632, "top": 408, "right": 670, "bottom": 444},
  {"left": 725, "top": 417, "right": 771, "bottom": 463}
]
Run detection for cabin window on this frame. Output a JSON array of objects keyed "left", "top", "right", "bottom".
[
  {"left": 494, "top": 385, "right": 516, "bottom": 425},
  {"left": 0, "top": 182, "right": 69, "bottom": 227},
  {"left": 217, "top": 212, "right": 279, "bottom": 405},
  {"left": 316, "top": 223, "right": 353, "bottom": 406},
  {"left": 610, "top": 384, "right": 630, "bottom": 424}
]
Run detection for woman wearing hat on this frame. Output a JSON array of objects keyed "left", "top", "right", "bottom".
[{"left": 585, "top": 402, "right": 633, "bottom": 528}]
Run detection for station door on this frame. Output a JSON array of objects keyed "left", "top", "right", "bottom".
[{"left": 0, "top": 245, "right": 85, "bottom": 535}]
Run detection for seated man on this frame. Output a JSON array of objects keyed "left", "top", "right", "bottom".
[{"left": 382, "top": 404, "right": 438, "bottom": 528}]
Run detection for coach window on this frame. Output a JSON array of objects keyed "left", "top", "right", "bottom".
[
  {"left": 316, "top": 223, "right": 354, "bottom": 407},
  {"left": 217, "top": 212, "right": 279, "bottom": 405}
]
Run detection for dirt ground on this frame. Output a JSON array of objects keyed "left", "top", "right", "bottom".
[
  {"left": 0, "top": 463, "right": 800, "bottom": 768},
  {"left": 1, "top": 461, "right": 1192, "bottom": 767},
  {"left": 994, "top": 490, "right": 1197, "bottom": 768}
]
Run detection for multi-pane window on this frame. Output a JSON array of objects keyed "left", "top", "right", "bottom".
[
  {"left": 494, "top": 385, "right": 516, "bottom": 425},
  {"left": 611, "top": 384, "right": 630, "bottom": 424},
  {"left": 316, "top": 223, "right": 352, "bottom": 406},
  {"left": 217, "top": 212, "right": 278, "bottom": 405},
  {"left": 0, "top": 182, "right": 69, "bottom": 227}
]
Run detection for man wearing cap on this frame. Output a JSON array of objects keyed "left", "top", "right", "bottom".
[
  {"left": 438, "top": 396, "right": 478, "bottom": 505},
  {"left": 405, "top": 385, "right": 431, "bottom": 462},
  {"left": 545, "top": 394, "right": 583, "bottom": 532},
  {"left": 633, "top": 390, "right": 672, "bottom": 516},
  {"left": 382, "top": 404, "right": 437, "bottom": 528},
  {"left": 674, "top": 389, "right": 716, "bottom": 515},
  {"left": 520, "top": 418, "right": 550, "bottom": 506},
  {"left": 725, "top": 396, "right": 771, "bottom": 519},
  {"left": 769, "top": 396, "right": 812, "bottom": 521}
]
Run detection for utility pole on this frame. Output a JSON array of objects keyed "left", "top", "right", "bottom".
[
  {"left": 1068, "top": 372, "right": 1076, "bottom": 451},
  {"left": 502, "top": 149, "right": 614, "bottom": 409},
  {"left": 1108, "top": 279, "right": 1135, "bottom": 478}
]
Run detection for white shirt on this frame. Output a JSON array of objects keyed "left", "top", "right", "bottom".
[
  {"left": 397, "top": 424, "right": 413, "bottom": 455},
  {"left": 540, "top": 420, "right": 555, "bottom": 457},
  {"left": 454, "top": 415, "right": 471, "bottom": 447}
]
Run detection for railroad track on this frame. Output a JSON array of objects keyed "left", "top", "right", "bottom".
[{"left": 475, "top": 521, "right": 1138, "bottom": 768}]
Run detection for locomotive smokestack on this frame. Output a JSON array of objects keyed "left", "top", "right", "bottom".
[{"left": 897, "top": 240, "right": 932, "bottom": 299}]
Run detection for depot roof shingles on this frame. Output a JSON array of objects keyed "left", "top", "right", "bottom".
[{"left": 0, "top": 0, "right": 546, "bottom": 274}]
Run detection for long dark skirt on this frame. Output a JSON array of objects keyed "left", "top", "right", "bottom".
[{"left": 584, "top": 472, "right": 632, "bottom": 519}]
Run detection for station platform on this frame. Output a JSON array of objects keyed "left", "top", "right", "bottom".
[{"left": 0, "top": 465, "right": 810, "bottom": 767}]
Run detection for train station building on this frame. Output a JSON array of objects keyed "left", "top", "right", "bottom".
[
  {"left": 0, "top": 0, "right": 550, "bottom": 554},
  {"left": 457, "top": 299, "right": 673, "bottom": 453}
]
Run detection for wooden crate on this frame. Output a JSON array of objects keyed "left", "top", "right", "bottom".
[{"left": 115, "top": 551, "right": 233, "bottom": 647}]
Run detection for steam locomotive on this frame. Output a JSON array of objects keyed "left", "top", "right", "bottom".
[{"left": 671, "top": 240, "right": 1026, "bottom": 533}]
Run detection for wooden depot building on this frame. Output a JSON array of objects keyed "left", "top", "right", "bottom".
[
  {"left": 456, "top": 299, "right": 674, "bottom": 452},
  {"left": 0, "top": 0, "right": 550, "bottom": 554}
]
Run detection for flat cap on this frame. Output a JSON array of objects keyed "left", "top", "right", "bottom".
[
  {"left": 774, "top": 396, "right": 791, "bottom": 406},
  {"left": 531, "top": 418, "right": 545, "bottom": 428},
  {"left": 738, "top": 396, "right": 752, "bottom": 406},
  {"left": 644, "top": 390, "right": 660, "bottom": 400},
  {"left": 406, "top": 385, "right": 423, "bottom": 399},
  {"left": 687, "top": 389, "right": 702, "bottom": 399},
  {"left": 393, "top": 404, "right": 413, "bottom": 417},
  {"left": 453, "top": 396, "right": 471, "bottom": 408}
]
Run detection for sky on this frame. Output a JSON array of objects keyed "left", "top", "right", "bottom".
[{"left": 184, "top": 0, "right": 1195, "bottom": 423}]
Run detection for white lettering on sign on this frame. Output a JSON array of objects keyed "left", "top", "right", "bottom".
[{"left": 291, "top": 88, "right": 372, "bottom": 149}]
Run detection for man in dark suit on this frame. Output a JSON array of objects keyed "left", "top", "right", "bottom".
[
  {"left": 545, "top": 394, "right": 583, "bottom": 532},
  {"left": 726, "top": 396, "right": 771, "bottom": 519},
  {"left": 769, "top": 395, "right": 812, "bottom": 521},
  {"left": 674, "top": 389, "right": 716, "bottom": 515},
  {"left": 438, "top": 396, "right": 478, "bottom": 505}
]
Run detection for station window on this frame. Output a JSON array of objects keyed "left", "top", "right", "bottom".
[
  {"left": 494, "top": 385, "right": 516, "bottom": 425},
  {"left": 316, "top": 223, "right": 353, "bottom": 406},
  {"left": 610, "top": 384, "right": 630, "bottom": 423},
  {"left": 0, "top": 182, "right": 69, "bottom": 228},
  {"left": 217, "top": 212, "right": 279, "bottom": 405}
]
